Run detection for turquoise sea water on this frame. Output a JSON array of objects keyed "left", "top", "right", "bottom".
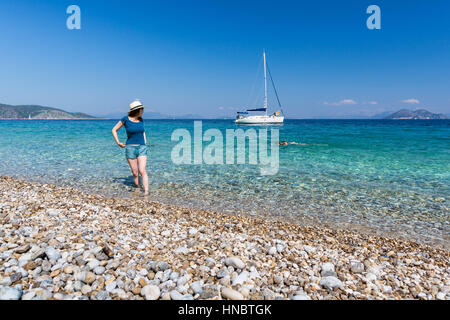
[{"left": 0, "top": 119, "right": 449, "bottom": 247}]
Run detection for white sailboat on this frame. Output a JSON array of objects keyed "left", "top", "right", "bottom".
[{"left": 235, "top": 50, "right": 284, "bottom": 124}]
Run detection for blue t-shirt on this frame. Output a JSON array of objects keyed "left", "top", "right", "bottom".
[{"left": 120, "top": 116, "right": 146, "bottom": 145}]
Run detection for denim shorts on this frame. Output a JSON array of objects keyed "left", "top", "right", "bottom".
[{"left": 125, "top": 145, "right": 149, "bottom": 159}]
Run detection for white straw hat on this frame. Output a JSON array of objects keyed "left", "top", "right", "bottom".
[{"left": 129, "top": 99, "right": 146, "bottom": 112}]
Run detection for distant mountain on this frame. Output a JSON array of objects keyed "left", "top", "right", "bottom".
[
  {"left": 0, "top": 103, "right": 97, "bottom": 119},
  {"left": 97, "top": 111, "right": 171, "bottom": 119},
  {"left": 384, "top": 109, "right": 448, "bottom": 120},
  {"left": 370, "top": 111, "right": 394, "bottom": 119},
  {"left": 170, "top": 113, "right": 207, "bottom": 119}
]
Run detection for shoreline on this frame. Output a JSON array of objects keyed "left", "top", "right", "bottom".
[
  {"left": 7, "top": 172, "right": 448, "bottom": 251},
  {"left": 0, "top": 176, "right": 448, "bottom": 300}
]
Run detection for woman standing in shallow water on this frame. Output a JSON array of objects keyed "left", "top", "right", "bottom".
[{"left": 112, "top": 100, "right": 149, "bottom": 195}]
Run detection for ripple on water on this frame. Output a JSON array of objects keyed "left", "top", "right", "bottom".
[{"left": 0, "top": 119, "right": 448, "bottom": 247}]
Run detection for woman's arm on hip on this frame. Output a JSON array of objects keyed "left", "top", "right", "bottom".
[{"left": 112, "top": 121, "right": 125, "bottom": 147}]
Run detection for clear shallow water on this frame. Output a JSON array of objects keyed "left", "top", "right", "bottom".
[{"left": 0, "top": 119, "right": 449, "bottom": 247}]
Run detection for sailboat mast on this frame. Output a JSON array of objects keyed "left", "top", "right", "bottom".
[{"left": 263, "top": 50, "right": 268, "bottom": 115}]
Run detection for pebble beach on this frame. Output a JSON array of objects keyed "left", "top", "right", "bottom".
[{"left": 0, "top": 176, "right": 449, "bottom": 300}]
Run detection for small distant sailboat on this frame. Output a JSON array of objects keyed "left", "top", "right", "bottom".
[
  {"left": 28, "top": 114, "right": 31, "bottom": 120},
  {"left": 235, "top": 50, "right": 284, "bottom": 124}
]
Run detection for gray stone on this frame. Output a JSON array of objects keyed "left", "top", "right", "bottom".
[
  {"left": 216, "top": 268, "right": 229, "bottom": 278},
  {"left": 190, "top": 280, "right": 204, "bottom": 295},
  {"left": 154, "top": 271, "right": 164, "bottom": 281},
  {"left": 47, "top": 209, "right": 60, "bottom": 217},
  {"left": 169, "top": 290, "right": 193, "bottom": 300},
  {"left": 350, "top": 260, "right": 365, "bottom": 273},
  {"left": 161, "top": 269, "right": 171, "bottom": 282},
  {"left": 126, "top": 269, "right": 136, "bottom": 279},
  {"left": 141, "top": 285, "right": 160, "bottom": 300},
  {"left": 170, "top": 272, "right": 179, "bottom": 281},
  {"left": 73, "top": 280, "right": 83, "bottom": 291},
  {"left": 33, "top": 267, "right": 42, "bottom": 277},
  {"left": 436, "top": 292, "right": 446, "bottom": 300},
  {"left": 205, "top": 258, "right": 216, "bottom": 267},
  {"left": 81, "top": 285, "right": 92, "bottom": 295},
  {"left": 220, "top": 275, "right": 230, "bottom": 286},
  {"left": 87, "top": 259, "right": 100, "bottom": 270},
  {"left": 177, "top": 276, "right": 188, "bottom": 287},
  {"left": 14, "top": 244, "right": 31, "bottom": 254},
  {"left": 18, "top": 253, "right": 32, "bottom": 266},
  {"left": 113, "top": 288, "right": 128, "bottom": 299},
  {"left": 34, "top": 288, "right": 52, "bottom": 300},
  {"left": 42, "top": 260, "right": 51, "bottom": 272},
  {"left": 21, "top": 291, "right": 36, "bottom": 300},
  {"left": 95, "top": 252, "right": 108, "bottom": 261},
  {"left": 249, "top": 269, "right": 260, "bottom": 279},
  {"left": 30, "top": 249, "right": 46, "bottom": 261},
  {"left": 224, "top": 257, "right": 245, "bottom": 270},
  {"left": 96, "top": 290, "right": 109, "bottom": 300},
  {"left": 1, "top": 251, "right": 13, "bottom": 260},
  {"left": 188, "top": 228, "right": 198, "bottom": 235},
  {"left": 321, "top": 262, "right": 336, "bottom": 277},
  {"left": 105, "top": 281, "right": 117, "bottom": 292},
  {"left": 90, "top": 246, "right": 103, "bottom": 255},
  {"left": 320, "top": 276, "right": 343, "bottom": 290},
  {"left": 199, "top": 285, "right": 219, "bottom": 299},
  {"left": 0, "top": 285, "right": 22, "bottom": 300},
  {"left": 170, "top": 290, "right": 184, "bottom": 300},
  {"left": 53, "top": 293, "right": 65, "bottom": 300},
  {"left": 303, "top": 245, "right": 316, "bottom": 253},
  {"left": 9, "top": 273, "right": 22, "bottom": 283},
  {"left": 0, "top": 277, "right": 12, "bottom": 286},
  {"left": 139, "top": 268, "right": 148, "bottom": 277},
  {"left": 417, "top": 292, "right": 427, "bottom": 299},
  {"left": 94, "top": 266, "right": 105, "bottom": 275},
  {"left": 365, "top": 273, "right": 377, "bottom": 282},
  {"left": 152, "top": 261, "right": 169, "bottom": 272},
  {"left": 161, "top": 230, "right": 171, "bottom": 237},
  {"left": 291, "top": 294, "right": 311, "bottom": 300},
  {"left": 45, "top": 246, "right": 61, "bottom": 261},
  {"left": 232, "top": 271, "right": 249, "bottom": 286},
  {"left": 268, "top": 247, "right": 277, "bottom": 255},
  {"left": 198, "top": 266, "right": 210, "bottom": 274},
  {"left": 9, "top": 259, "right": 18, "bottom": 267},
  {"left": 383, "top": 285, "right": 392, "bottom": 294},
  {"left": 367, "top": 266, "right": 382, "bottom": 278},
  {"left": 148, "top": 279, "right": 160, "bottom": 286},
  {"left": 273, "top": 275, "right": 283, "bottom": 285},
  {"left": 222, "top": 287, "right": 244, "bottom": 300},
  {"left": 174, "top": 247, "right": 189, "bottom": 255},
  {"left": 40, "top": 280, "right": 54, "bottom": 289}
]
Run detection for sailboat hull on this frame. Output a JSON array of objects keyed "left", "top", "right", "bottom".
[{"left": 235, "top": 115, "right": 284, "bottom": 124}]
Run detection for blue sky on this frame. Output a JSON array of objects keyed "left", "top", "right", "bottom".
[{"left": 0, "top": 0, "right": 449, "bottom": 118}]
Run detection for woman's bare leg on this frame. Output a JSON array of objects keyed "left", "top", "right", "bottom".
[
  {"left": 127, "top": 158, "right": 139, "bottom": 187},
  {"left": 137, "top": 156, "right": 148, "bottom": 195}
]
